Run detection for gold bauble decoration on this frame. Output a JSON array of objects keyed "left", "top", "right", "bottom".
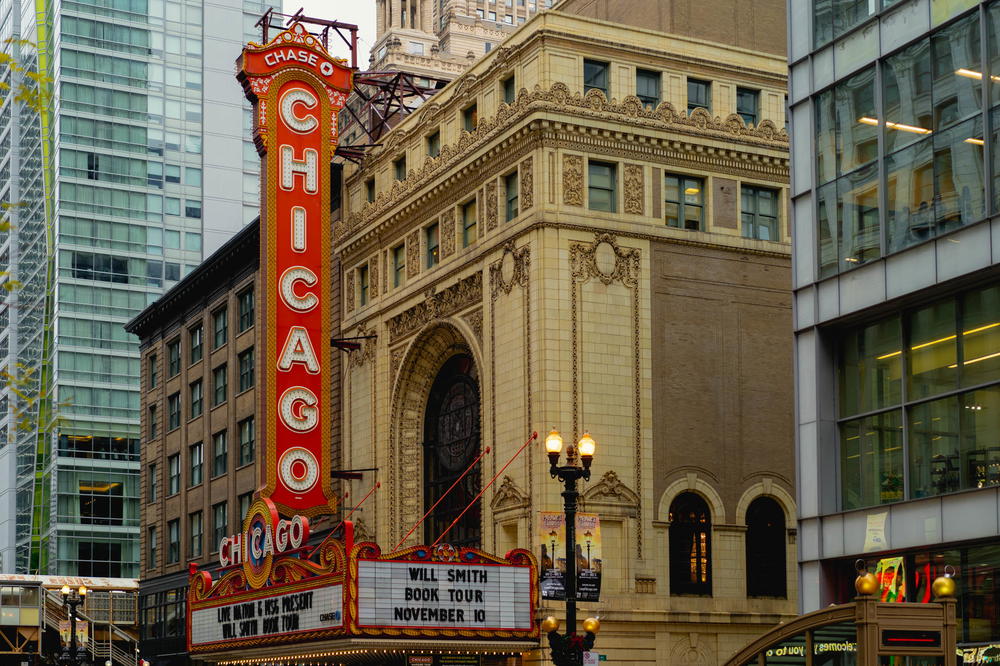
[
  {"left": 582, "top": 617, "right": 601, "bottom": 634},
  {"left": 932, "top": 575, "right": 956, "bottom": 598},
  {"left": 855, "top": 572, "right": 879, "bottom": 596},
  {"left": 541, "top": 616, "right": 560, "bottom": 633}
]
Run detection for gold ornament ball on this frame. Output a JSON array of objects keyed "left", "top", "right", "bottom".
[
  {"left": 583, "top": 617, "right": 601, "bottom": 634},
  {"left": 541, "top": 616, "right": 560, "bottom": 633},
  {"left": 932, "top": 575, "right": 956, "bottom": 598},
  {"left": 855, "top": 572, "right": 879, "bottom": 596}
]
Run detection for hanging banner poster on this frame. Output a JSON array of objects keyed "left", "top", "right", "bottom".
[
  {"left": 538, "top": 512, "right": 566, "bottom": 600},
  {"left": 58, "top": 620, "right": 88, "bottom": 647},
  {"left": 575, "top": 513, "right": 602, "bottom": 602},
  {"left": 875, "top": 556, "right": 906, "bottom": 602}
]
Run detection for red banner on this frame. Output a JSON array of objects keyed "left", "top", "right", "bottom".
[{"left": 238, "top": 23, "right": 351, "bottom": 516}]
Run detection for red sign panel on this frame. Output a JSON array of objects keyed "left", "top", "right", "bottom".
[{"left": 238, "top": 23, "right": 351, "bottom": 517}]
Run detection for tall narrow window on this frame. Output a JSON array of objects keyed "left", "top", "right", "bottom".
[
  {"left": 167, "top": 454, "right": 180, "bottom": 495},
  {"left": 148, "top": 463, "right": 158, "bottom": 502},
  {"left": 365, "top": 178, "right": 375, "bottom": 202},
  {"left": 504, "top": 171, "right": 519, "bottom": 221},
  {"left": 669, "top": 492, "right": 712, "bottom": 596},
  {"left": 462, "top": 104, "right": 478, "bottom": 132},
  {"left": 189, "top": 379, "right": 203, "bottom": 418},
  {"left": 358, "top": 265, "right": 370, "bottom": 306},
  {"left": 736, "top": 87, "right": 759, "bottom": 125},
  {"left": 167, "top": 519, "right": 179, "bottom": 563},
  {"left": 426, "top": 224, "right": 440, "bottom": 267},
  {"left": 687, "top": 78, "right": 711, "bottom": 114},
  {"left": 238, "top": 348, "right": 254, "bottom": 391},
  {"left": 149, "top": 405, "right": 158, "bottom": 439},
  {"left": 741, "top": 185, "right": 780, "bottom": 240},
  {"left": 189, "top": 325, "right": 203, "bottom": 363},
  {"left": 148, "top": 354, "right": 158, "bottom": 388},
  {"left": 426, "top": 130, "right": 440, "bottom": 157},
  {"left": 213, "top": 430, "right": 227, "bottom": 477},
  {"left": 392, "top": 244, "right": 406, "bottom": 287},
  {"left": 167, "top": 339, "right": 180, "bottom": 376},
  {"left": 213, "top": 501, "right": 228, "bottom": 546},
  {"left": 148, "top": 526, "right": 157, "bottom": 568},
  {"left": 212, "top": 365, "right": 227, "bottom": 406},
  {"left": 213, "top": 308, "right": 228, "bottom": 348},
  {"left": 502, "top": 75, "right": 516, "bottom": 104},
  {"left": 238, "top": 492, "right": 252, "bottom": 521},
  {"left": 189, "top": 511, "right": 203, "bottom": 557},
  {"left": 167, "top": 393, "right": 180, "bottom": 430},
  {"left": 238, "top": 288, "right": 254, "bottom": 332},
  {"left": 745, "top": 497, "right": 787, "bottom": 598},
  {"left": 462, "top": 199, "right": 478, "bottom": 246},
  {"left": 636, "top": 69, "right": 660, "bottom": 108},
  {"left": 588, "top": 161, "right": 617, "bottom": 212},
  {"left": 664, "top": 175, "right": 705, "bottom": 230},
  {"left": 239, "top": 417, "right": 255, "bottom": 466},
  {"left": 189, "top": 442, "right": 203, "bottom": 486},
  {"left": 583, "top": 59, "right": 609, "bottom": 96}
]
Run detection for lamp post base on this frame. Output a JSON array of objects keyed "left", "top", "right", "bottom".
[{"left": 547, "top": 630, "right": 596, "bottom": 666}]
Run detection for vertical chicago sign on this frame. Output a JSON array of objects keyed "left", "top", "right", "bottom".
[{"left": 238, "top": 23, "right": 352, "bottom": 516}]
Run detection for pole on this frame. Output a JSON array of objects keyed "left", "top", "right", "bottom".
[
  {"left": 563, "top": 475, "right": 578, "bottom": 639},
  {"left": 68, "top": 599, "right": 78, "bottom": 666}
]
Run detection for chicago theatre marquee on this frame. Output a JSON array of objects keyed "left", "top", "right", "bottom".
[{"left": 131, "top": 20, "right": 539, "bottom": 666}]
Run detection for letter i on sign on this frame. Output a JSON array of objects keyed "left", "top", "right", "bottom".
[{"left": 237, "top": 22, "right": 352, "bottom": 517}]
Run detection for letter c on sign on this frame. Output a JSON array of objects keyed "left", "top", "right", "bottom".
[
  {"left": 279, "top": 267, "right": 318, "bottom": 312},
  {"left": 279, "top": 387, "right": 318, "bottom": 432},
  {"left": 279, "top": 88, "right": 318, "bottom": 134}
]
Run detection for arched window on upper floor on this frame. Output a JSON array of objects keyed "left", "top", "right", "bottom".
[
  {"left": 745, "top": 496, "right": 787, "bottom": 598},
  {"left": 669, "top": 492, "right": 712, "bottom": 596}
]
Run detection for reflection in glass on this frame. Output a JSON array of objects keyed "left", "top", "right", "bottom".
[
  {"left": 883, "top": 39, "right": 933, "bottom": 153},
  {"left": 839, "top": 315, "right": 902, "bottom": 417},
  {"left": 816, "top": 89, "right": 838, "bottom": 185},
  {"left": 908, "top": 299, "right": 958, "bottom": 400},
  {"left": 990, "top": 3, "right": 1000, "bottom": 107},
  {"left": 963, "top": 543, "right": 1000, "bottom": 642},
  {"left": 837, "top": 67, "right": 877, "bottom": 174},
  {"left": 961, "top": 386, "right": 1000, "bottom": 489},
  {"left": 992, "top": 108, "right": 1000, "bottom": 214},
  {"left": 885, "top": 138, "right": 934, "bottom": 252},
  {"left": 961, "top": 285, "right": 1000, "bottom": 387},
  {"left": 931, "top": 13, "right": 981, "bottom": 133},
  {"left": 932, "top": 116, "right": 984, "bottom": 233},
  {"left": 908, "top": 395, "right": 960, "bottom": 498},
  {"left": 817, "top": 181, "right": 839, "bottom": 279},
  {"left": 764, "top": 633, "right": 807, "bottom": 665},
  {"left": 812, "top": 622, "right": 857, "bottom": 666},
  {"left": 841, "top": 410, "right": 903, "bottom": 510},
  {"left": 838, "top": 164, "right": 880, "bottom": 267}
]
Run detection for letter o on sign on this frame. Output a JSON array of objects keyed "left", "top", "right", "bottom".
[{"left": 279, "top": 447, "right": 319, "bottom": 492}]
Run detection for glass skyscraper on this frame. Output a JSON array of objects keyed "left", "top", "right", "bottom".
[{"left": 0, "top": 0, "right": 275, "bottom": 576}]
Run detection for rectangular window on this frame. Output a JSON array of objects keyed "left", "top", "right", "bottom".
[
  {"left": 238, "top": 348, "right": 255, "bottom": 392},
  {"left": 463, "top": 104, "right": 478, "bottom": 132},
  {"left": 736, "top": 87, "right": 759, "bottom": 125},
  {"left": 213, "top": 502, "right": 228, "bottom": 547},
  {"left": 148, "top": 463, "right": 158, "bottom": 502},
  {"left": 741, "top": 185, "right": 780, "bottom": 241},
  {"left": 167, "top": 519, "right": 179, "bottom": 563},
  {"left": 168, "top": 454, "right": 180, "bottom": 495},
  {"left": 212, "top": 365, "right": 227, "bottom": 406},
  {"left": 189, "top": 511, "right": 203, "bottom": 557},
  {"left": 148, "top": 526, "right": 157, "bottom": 568},
  {"left": 502, "top": 75, "right": 516, "bottom": 104},
  {"left": 664, "top": 175, "right": 705, "bottom": 230},
  {"left": 167, "top": 393, "right": 180, "bottom": 430},
  {"left": 392, "top": 244, "right": 406, "bottom": 288},
  {"left": 426, "top": 131, "right": 440, "bottom": 157},
  {"left": 394, "top": 155, "right": 407, "bottom": 181},
  {"left": 212, "top": 430, "right": 227, "bottom": 477},
  {"left": 189, "top": 325, "right": 203, "bottom": 364},
  {"left": 462, "top": 199, "right": 478, "bottom": 247},
  {"left": 238, "top": 288, "right": 254, "bottom": 332},
  {"left": 584, "top": 59, "right": 609, "bottom": 96},
  {"left": 239, "top": 417, "right": 255, "bottom": 466},
  {"left": 212, "top": 308, "right": 228, "bottom": 349},
  {"left": 426, "top": 224, "right": 440, "bottom": 267},
  {"left": 636, "top": 69, "right": 660, "bottom": 108},
  {"left": 148, "top": 354, "right": 158, "bottom": 388},
  {"left": 358, "top": 265, "right": 370, "bottom": 306},
  {"left": 167, "top": 339, "right": 180, "bottom": 376},
  {"left": 687, "top": 78, "right": 711, "bottom": 113},
  {"left": 238, "top": 492, "right": 252, "bottom": 522},
  {"left": 148, "top": 405, "right": 158, "bottom": 439},
  {"left": 588, "top": 160, "right": 617, "bottom": 212},
  {"left": 365, "top": 178, "right": 375, "bottom": 202},
  {"left": 189, "top": 442, "right": 203, "bottom": 486},
  {"left": 505, "top": 171, "right": 519, "bottom": 221},
  {"left": 189, "top": 379, "right": 203, "bottom": 418}
]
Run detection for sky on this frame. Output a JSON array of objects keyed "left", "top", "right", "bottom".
[{"left": 282, "top": 0, "right": 378, "bottom": 63}]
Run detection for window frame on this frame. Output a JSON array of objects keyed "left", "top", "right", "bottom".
[
  {"left": 426, "top": 223, "right": 440, "bottom": 268},
  {"left": 664, "top": 174, "right": 706, "bottom": 231},
  {"left": 238, "top": 348, "right": 255, "bottom": 392},
  {"left": 212, "top": 364, "right": 227, "bottom": 407},
  {"left": 741, "top": 184, "right": 780, "bottom": 241},
  {"left": 583, "top": 59, "right": 609, "bottom": 97},
  {"left": 212, "top": 430, "right": 228, "bottom": 478},
  {"left": 212, "top": 307, "right": 228, "bottom": 349},
  {"left": 462, "top": 199, "right": 478, "bottom": 247},
  {"left": 237, "top": 288, "right": 254, "bottom": 332},
  {"left": 687, "top": 77, "right": 712, "bottom": 114},
  {"left": 189, "top": 379, "right": 203, "bottom": 418},
  {"left": 167, "top": 339, "right": 180, "bottom": 377},
  {"left": 392, "top": 244, "right": 406, "bottom": 288},
  {"left": 189, "top": 441, "right": 203, "bottom": 487},
  {"left": 635, "top": 68, "right": 661, "bottom": 108},
  {"left": 587, "top": 160, "right": 617, "bottom": 212},
  {"left": 167, "top": 454, "right": 180, "bottom": 495},
  {"left": 167, "top": 519, "right": 179, "bottom": 563},
  {"left": 462, "top": 103, "right": 478, "bottom": 132},
  {"left": 238, "top": 416, "right": 255, "bottom": 466},
  {"left": 504, "top": 171, "right": 519, "bottom": 221},
  {"left": 736, "top": 87, "right": 759, "bottom": 126},
  {"left": 189, "top": 324, "right": 203, "bottom": 364}
]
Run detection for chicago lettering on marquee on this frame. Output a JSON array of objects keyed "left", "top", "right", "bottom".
[{"left": 237, "top": 23, "right": 352, "bottom": 516}]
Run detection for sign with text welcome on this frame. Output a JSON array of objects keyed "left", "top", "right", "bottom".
[{"left": 237, "top": 22, "right": 351, "bottom": 517}]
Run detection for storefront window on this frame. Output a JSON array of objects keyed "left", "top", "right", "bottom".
[
  {"left": 764, "top": 633, "right": 806, "bottom": 665},
  {"left": 812, "top": 622, "right": 857, "bottom": 666}
]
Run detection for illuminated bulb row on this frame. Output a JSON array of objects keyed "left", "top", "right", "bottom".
[{"left": 218, "top": 648, "right": 523, "bottom": 665}]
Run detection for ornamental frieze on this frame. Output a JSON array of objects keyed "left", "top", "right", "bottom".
[{"left": 387, "top": 272, "right": 483, "bottom": 344}]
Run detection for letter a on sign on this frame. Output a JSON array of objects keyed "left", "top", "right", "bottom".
[{"left": 237, "top": 23, "right": 351, "bottom": 517}]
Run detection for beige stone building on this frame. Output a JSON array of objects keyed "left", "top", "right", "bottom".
[{"left": 336, "top": 4, "right": 796, "bottom": 664}]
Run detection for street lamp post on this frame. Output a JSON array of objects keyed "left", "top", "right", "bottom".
[
  {"left": 60, "top": 585, "right": 88, "bottom": 666},
  {"left": 584, "top": 531, "right": 592, "bottom": 570},
  {"left": 541, "top": 429, "right": 600, "bottom": 666}
]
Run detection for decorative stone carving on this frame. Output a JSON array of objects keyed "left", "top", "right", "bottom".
[
  {"left": 562, "top": 154, "right": 584, "bottom": 207},
  {"left": 440, "top": 209, "right": 455, "bottom": 258},
  {"left": 387, "top": 272, "right": 483, "bottom": 343},
  {"left": 368, "top": 255, "right": 379, "bottom": 298},
  {"left": 463, "top": 309, "right": 483, "bottom": 344},
  {"left": 583, "top": 470, "right": 640, "bottom": 508},
  {"left": 406, "top": 229, "right": 420, "bottom": 279},
  {"left": 490, "top": 475, "right": 529, "bottom": 513},
  {"left": 570, "top": 232, "right": 639, "bottom": 288},
  {"left": 353, "top": 518, "right": 375, "bottom": 544},
  {"left": 389, "top": 344, "right": 406, "bottom": 389},
  {"left": 520, "top": 156, "right": 533, "bottom": 211},
  {"left": 345, "top": 270, "right": 355, "bottom": 312},
  {"left": 489, "top": 240, "right": 530, "bottom": 299},
  {"left": 623, "top": 163, "right": 644, "bottom": 215},
  {"left": 485, "top": 181, "right": 498, "bottom": 233},
  {"left": 348, "top": 321, "right": 377, "bottom": 368}
]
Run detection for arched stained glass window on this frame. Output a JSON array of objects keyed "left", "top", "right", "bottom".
[{"left": 669, "top": 492, "right": 712, "bottom": 596}]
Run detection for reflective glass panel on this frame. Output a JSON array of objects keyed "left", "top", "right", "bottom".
[
  {"left": 885, "top": 137, "right": 934, "bottom": 252},
  {"left": 960, "top": 284, "right": 1000, "bottom": 387},
  {"left": 961, "top": 385, "right": 1000, "bottom": 490},
  {"left": 908, "top": 394, "right": 961, "bottom": 498},
  {"left": 839, "top": 315, "right": 902, "bottom": 417},
  {"left": 838, "top": 164, "right": 880, "bottom": 267},
  {"left": 837, "top": 67, "right": 877, "bottom": 174},
  {"left": 882, "top": 39, "right": 933, "bottom": 153},
  {"left": 841, "top": 410, "right": 904, "bottom": 510},
  {"left": 908, "top": 299, "right": 958, "bottom": 400},
  {"left": 932, "top": 116, "right": 985, "bottom": 234},
  {"left": 764, "top": 633, "right": 806, "bottom": 665},
  {"left": 812, "top": 622, "right": 857, "bottom": 666},
  {"left": 931, "top": 12, "right": 981, "bottom": 133}
]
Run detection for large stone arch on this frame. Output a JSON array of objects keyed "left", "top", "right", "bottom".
[
  {"left": 388, "top": 318, "right": 485, "bottom": 547},
  {"left": 657, "top": 473, "right": 727, "bottom": 525},
  {"left": 734, "top": 477, "right": 796, "bottom": 526}
]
